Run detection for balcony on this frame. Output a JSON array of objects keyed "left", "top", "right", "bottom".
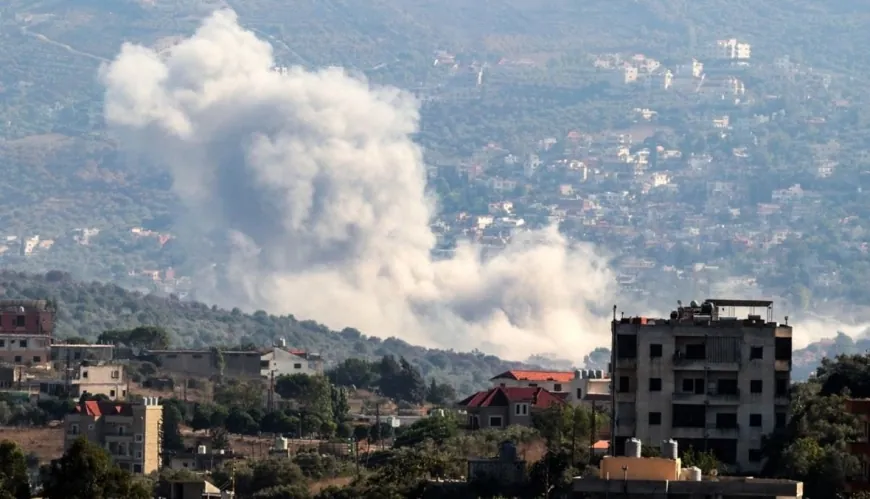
[
  {"left": 707, "top": 390, "right": 741, "bottom": 404},
  {"left": 672, "top": 391, "right": 706, "bottom": 403},
  {"left": 775, "top": 360, "right": 791, "bottom": 372},
  {"left": 706, "top": 423, "right": 739, "bottom": 437},
  {"left": 671, "top": 426, "right": 705, "bottom": 439},
  {"left": 615, "top": 358, "right": 636, "bottom": 370}
]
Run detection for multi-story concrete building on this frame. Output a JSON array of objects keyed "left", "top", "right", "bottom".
[
  {"left": 0, "top": 299, "right": 54, "bottom": 366},
  {"left": 38, "top": 363, "right": 129, "bottom": 401},
  {"left": 610, "top": 298, "right": 792, "bottom": 473},
  {"left": 63, "top": 397, "right": 163, "bottom": 474}
]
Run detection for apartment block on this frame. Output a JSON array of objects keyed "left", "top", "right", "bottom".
[
  {"left": 610, "top": 298, "right": 792, "bottom": 473},
  {"left": 64, "top": 397, "right": 163, "bottom": 474},
  {"left": 0, "top": 299, "right": 54, "bottom": 366}
]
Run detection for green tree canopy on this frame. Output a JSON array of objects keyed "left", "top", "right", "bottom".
[{"left": 41, "top": 438, "right": 151, "bottom": 499}]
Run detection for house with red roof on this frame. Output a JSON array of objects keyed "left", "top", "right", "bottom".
[
  {"left": 490, "top": 369, "right": 611, "bottom": 410},
  {"left": 457, "top": 386, "right": 567, "bottom": 430}
]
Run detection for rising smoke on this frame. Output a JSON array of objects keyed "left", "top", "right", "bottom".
[{"left": 100, "top": 10, "right": 619, "bottom": 360}]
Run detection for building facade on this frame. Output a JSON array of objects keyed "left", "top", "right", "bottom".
[
  {"left": 64, "top": 397, "right": 163, "bottom": 474},
  {"left": 0, "top": 299, "right": 54, "bottom": 366},
  {"left": 457, "top": 386, "right": 566, "bottom": 429},
  {"left": 610, "top": 299, "right": 792, "bottom": 473},
  {"left": 39, "top": 363, "right": 129, "bottom": 400}
]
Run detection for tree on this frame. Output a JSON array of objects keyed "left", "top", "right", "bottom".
[
  {"left": 680, "top": 447, "right": 721, "bottom": 475},
  {"left": 41, "top": 438, "right": 151, "bottom": 499},
  {"left": 226, "top": 408, "right": 259, "bottom": 435},
  {"left": 162, "top": 402, "right": 185, "bottom": 453},
  {"left": 330, "top": 386, "right": 349, "bottom": 423},
  {"left": 275, "top": 375, "right": 332, "bottom": 422},
  {"left": 191, "top": 404, "right": 213, "bottom": 433},
  {"left": 425, "top": 379, "right": 457, "bottom": 405},
  {"left": 327, "top": 359, "right": 377, "bottom": 389},
  {"left": 0, "top": 440, "right": 30, "bottom": 499},
  {"left": 398, "top": 358, "right": 427, "bottom": 404},
  {"left": 393, "top": 414, "right": 458, "bottom": 448},
  {"left": 97, "top": 326, "right": 170, "bottom": 350}
]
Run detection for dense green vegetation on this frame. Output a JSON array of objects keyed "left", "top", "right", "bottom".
[{"left": 0, "top": 271, "right": 536, "bottom": 393}]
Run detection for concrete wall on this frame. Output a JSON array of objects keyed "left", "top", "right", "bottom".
[
  {"left": 154, "top": 350, "right": 262, "bottom": 378},
  {"left": 599, "top": 456, "right": 681, "bottom": 481}
]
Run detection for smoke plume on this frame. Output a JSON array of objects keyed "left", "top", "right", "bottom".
[{"left": 101, "top": 10, "right": 618, "bottom": 360}]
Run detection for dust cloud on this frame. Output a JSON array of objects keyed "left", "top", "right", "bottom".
[{"left": 100, "top": 10, "right": 619, "bottom": 360}]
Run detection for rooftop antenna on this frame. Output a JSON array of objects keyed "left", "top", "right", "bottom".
[
  {"left": 612, "top": 305, "right": 617, "bottom": 321},
  {"left": 784, "top": 315, "right": 789, "bottom": 325}
]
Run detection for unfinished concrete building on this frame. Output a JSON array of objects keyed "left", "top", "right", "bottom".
[{"left": 609, "top": 299, "right": 792, "bottom": 473}]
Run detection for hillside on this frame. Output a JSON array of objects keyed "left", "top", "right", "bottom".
[{"left": 0, "top": 270, "right": 542, "bottom": 394}]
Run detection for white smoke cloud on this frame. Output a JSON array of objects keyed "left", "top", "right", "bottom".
[{"left": 101, "top": 9, "right": 618, "bottom": 360}]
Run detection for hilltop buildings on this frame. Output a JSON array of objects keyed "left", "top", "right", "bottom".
[
  {"left": 0, "top": 299, "right": 54, "bottom": 366},
  {"left": 610, "top": 298, "right": 792, "bottom": 473}
]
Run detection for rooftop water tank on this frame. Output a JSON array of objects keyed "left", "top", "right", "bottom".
[
  {"left": 625, "top": 438, "right": 642, "bottom": 458},
  {"left": 274, "top": 437, "right": 288, "bottom": 451},
  {"left": 688, "top": 466, "right": 702, "bottom": 481},
  {"left": 595, "top": 370, "right": 603, "bottom": 379},
  {"left": 661, "top": 439, "right": 678, "bottom": 460}
]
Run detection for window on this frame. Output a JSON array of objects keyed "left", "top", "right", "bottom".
[
  {"left": 73, "top": 352, "right": 81, "bottom": 360},
  {"left": 13, "top": 356, "right": 21, "bottom": 363},
  {"left": 682, "top": 378, "right": 705, "bottom": 394},
  {"left": 649, "top": 378, "right": 662, "bottom": 392},
  {"left": 18, "top": 340, "right": 26, "bottom": 348},
  {"left": 775, "top": 379, "right": 788, "bottom": 397},
  {"left": 118, "top": 426, "right": 126, "bottom": 436},
  {"left": 553, "top": 383, "right": 562, "bottom": 392},
  {"left": 260, "top": 360, "right": 270, "bottom": 368},
  {"left": 716, "top": 412, "right": 738, "bottom": 429},
  {"left": 32, "top": 356, "right": 40, "bottom": 363},
  {"left": 135, "top": 451, "right": 143, "bottom": 459},
  {"left": 750, "top": 380, "right": 763, "bottom": 394},
  {"left": 294, "top": 363, "right": 302, "bottom": 369},
  {"left": 748, "top": 449, "right": 763, "bottom": 462},
  {"left": 750, "top": 414, "right": 762, "bottom": 427},
  {"left": 0, "top": 340, "right": 4, "bottom": 347},
  {"left": 576, "top": 388, "right": 583, "bottom": 399},
  {"left": 69, "top": 424, "right": 79, "bottom": 435},
  {"left": 122, "top": 390, "right": 127, "bottom": 397},
  {"left": 618, "top": 376, "right": 630, "bottom": 393},
  {"left": 649, "top": 412, "right": 662, "bottom": 425},
  {"left": 134, "top": 434, "right": 143, "bottom": 443},
  {"left": 489, "top": 416, "right": 503, "bottom": 427},
  {"left": 750, "top": 346, "right": 764, "bottom": 360},
  {"left": 515, "top": 403, "right": 529, "bottom": 416},
  {"left": 192, "top": 354, "right": 202, "bottom": 359},
  {"left": 87, "top": 424, "right": 94, "bottom": 430},
  {"left": 685, "top": 343, "right": 706, "bottom": 360},
  {"left": 15, "top": 315, "right": 25, "bottom": 327},
  {"left": 133, "top": 464, "right": 142, "bottom": 474},
  {"left": 112, "top": 370, "right": 120, "bottom": 379},
  {"left": 775, "top": 413, "right": 787, "bottom": 429},
  {"left": 649, "top": 343, "right": 663, "bottom": 358},
  {"left": 110, "top": 390, "right": 116, "bottom": 398},
  {"left": 82, "top": 371, "right": 89, "bottom": 379}
]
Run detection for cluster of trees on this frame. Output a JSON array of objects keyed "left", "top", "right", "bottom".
[
  {"left": 327, "top": 356, "right": 456, "bottom": 405},
  {"left": 1, "top": 271, "right": 538, "bottom": 395}
]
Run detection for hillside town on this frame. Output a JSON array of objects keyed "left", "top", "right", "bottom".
[{"left": 0, "top": 296, "right": 863, "bottom": 498}]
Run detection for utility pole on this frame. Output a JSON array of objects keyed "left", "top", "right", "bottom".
[
  {"left": 375, "top": 403, "right": 381, "bottom": 450},
  {"left": 269, "top": 370, "right": 275, "bottom": 411}
]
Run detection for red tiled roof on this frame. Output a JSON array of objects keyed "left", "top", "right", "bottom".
[
  {"left": 490, "top": 370, "right": 575, "bottom": 383},
  {"left": 74, "top": 401, "right": 134, "bottom": 417},
  {"left": 458, "top": 387, "right": 566, "bottom": 409}
]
